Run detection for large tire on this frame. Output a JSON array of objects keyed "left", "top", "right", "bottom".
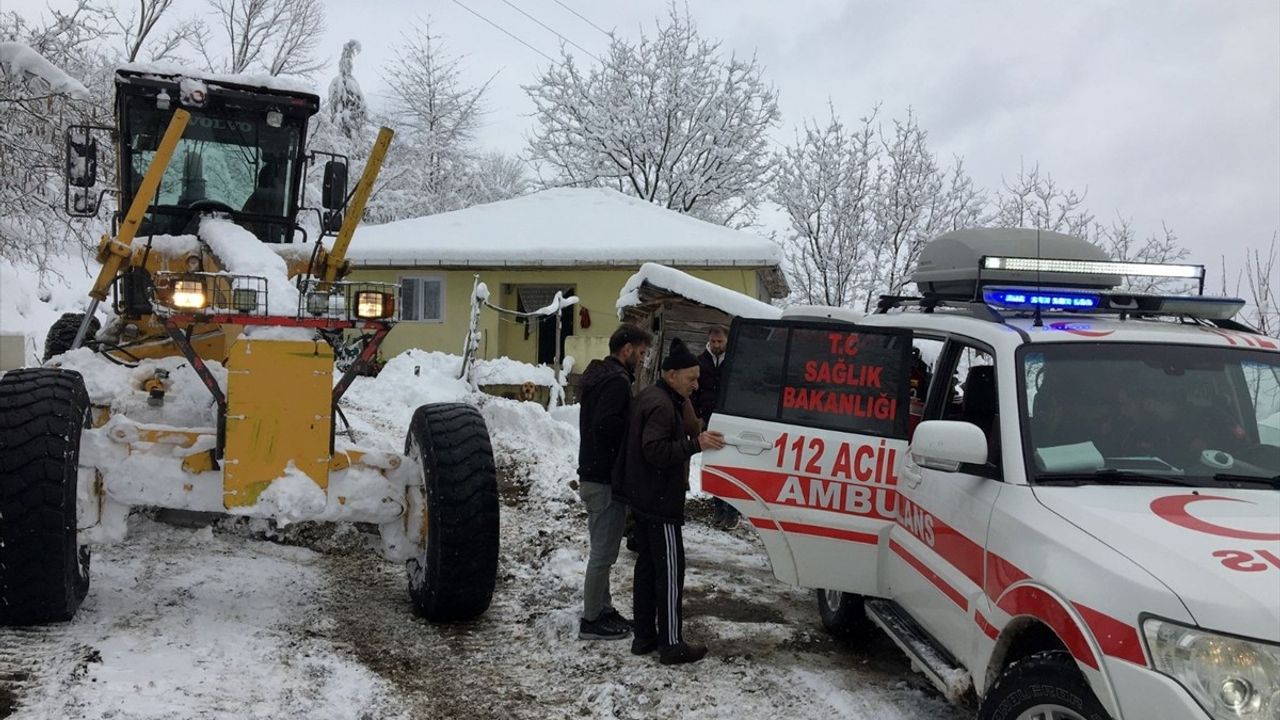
[
  {"left": 978, "top": 650, "right": 1112, "bottom": 720},
  {"left": 817, "top": 589, "right": 872, "bottom": 638},
  {"left": 42, "top": 313, "right": 99, "bottom": 362},
  {"left": 404, "top": 403, "right": 499, "bottom": 622},
  {"left": 0, "top": 368, "right": 92, "bottom": 626}
]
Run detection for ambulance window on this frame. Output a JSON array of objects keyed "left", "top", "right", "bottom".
[
  {"left": 908, "top": 337, "right": 945, "bottom": 440},
  {"left": 939, "top": 344, "right": 998, "bottom": 444},
  {"left": 777, "top": 326, "right": 912, "bottom": 438},
  {"left": 1242, "top": 361, "right": 1280, "bottom": 447},
  {"left": 720, "top": 322, "right": 788, "bottom": 420},
  {"left": 720, "top": 320, "right": 913, "bottom": 439}
]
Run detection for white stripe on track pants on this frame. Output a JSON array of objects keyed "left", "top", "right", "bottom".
[{"left": 632, "top": 517, "right": 686, "bottom": 649}]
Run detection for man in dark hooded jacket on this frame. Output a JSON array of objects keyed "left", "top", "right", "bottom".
[
  {"left": 576, "top": 324, "right": 652, "bottom": 640},
  {"left": 614, "top": 337, "right": 725, "bottom": 664}
]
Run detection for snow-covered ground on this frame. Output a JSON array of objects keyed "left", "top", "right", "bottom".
[{"left": 0, "top": 256, "right": 959, "bottom": 720}]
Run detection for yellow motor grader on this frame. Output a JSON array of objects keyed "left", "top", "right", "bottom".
[{"left": 0, "top": 67, "right": 498, "bottom": 625}]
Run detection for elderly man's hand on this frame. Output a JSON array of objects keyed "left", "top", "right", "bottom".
[{"left": 698, "top": 430, "right": 726, "bottom": 451}]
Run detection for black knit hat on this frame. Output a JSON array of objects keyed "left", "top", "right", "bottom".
[{"left": 662, "top": 337, "right": 699, "bottom": 371}]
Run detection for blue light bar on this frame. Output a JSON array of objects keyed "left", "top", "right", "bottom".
[{"left": 983, "top": 287, "right": 1100, "bottom": 311}]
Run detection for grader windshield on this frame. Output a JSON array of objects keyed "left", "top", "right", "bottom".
[{"left": 115, "top": 69, "right": 319, "bottom": 243}]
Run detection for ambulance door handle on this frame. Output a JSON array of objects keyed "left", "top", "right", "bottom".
[{"left": 725, "top": 431, "right": 773, "bottom": 455}]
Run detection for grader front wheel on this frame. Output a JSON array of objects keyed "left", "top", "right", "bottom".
[
  {"left": 404, "top": 403, "right": 499, "bottom": 622},
  {"left": 0, "top": 369, "right": 92, "bottom": 626}
]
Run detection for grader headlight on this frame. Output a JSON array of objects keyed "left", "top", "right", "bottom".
[
  {"left": 355, "top": 291, "right": 393, "bottom": 320},
  {"left": 172, "top": 279, "right": 208, "bottom": 309}
]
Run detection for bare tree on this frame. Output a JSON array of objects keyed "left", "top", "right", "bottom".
[
  {"left": 773, "top": 107, "right": 877, "bottom": 307},
  {"left": 866, "top": 111, "right": 985, "bottom": 305},
  {"left": 382, "top": 22, "right": 489, "bottom": 176},
  {"left": 197, "top": 0, "right": 325, "bottom": 76},
  {"left": 989, "top": 162, "right": 1093, "bottom": 238},
  {"left": 371, "top": 21, "right": 503, "bottom": 219},
  {"left": 1, "top": 3, "right": 112, "bottom": 271},
  {"left": 774, "top": 106, "right": 984, "bottom": 309},
  {"left": 525, "top": 4, "right": 781, "bottom": 227},
  {"left": 1241, "top": 235, "right": 1278, "bottom": 335},
  {"left": 107, "top": 0, "right": 194, "bottom": 62}
]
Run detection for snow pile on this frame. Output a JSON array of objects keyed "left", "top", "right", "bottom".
[
  {"left": 471, "top": 356, "right": 559, "bottom": 387},
  {"left": 0, "top": 41, "right": 90, "bottom": 99},
  {"left": 232, "top": 463, "right": 327, "bottom": 526},
  {"left": 617, "top": 262, "right": 781, "bottom": 319},
  {"left": 349, "top": 188, "right": 783, "bottom": 268},
  {"left": 0, "top": 254, "right": 97, "bottom": 363},
  {"left": 199, "top": 217, "right": 300, "bottom": 315},
  {"left": 51, "top": 348, "right": 225, "bottom": 425}
]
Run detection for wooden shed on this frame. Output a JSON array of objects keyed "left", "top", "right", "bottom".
[{"left": 616, "top": 263, "right": 783, "bottom": 388}]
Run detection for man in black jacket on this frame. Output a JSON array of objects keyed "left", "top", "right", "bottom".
[
  {"left": 614, "top": 338, "right": 725, "bottom": 664},
  {"left": 577, "top": 324, "right": 652, "bottom": 641},
  {"left": 690, "top": 325, "right": 738, "bottom": 529}
]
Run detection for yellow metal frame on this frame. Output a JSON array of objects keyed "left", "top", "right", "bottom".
[
  {"left": 88, "top": 109, "right": 191, "bottom": 303},
  {"left": 321, "top": 127, "right": 395, "bottom": 287}
]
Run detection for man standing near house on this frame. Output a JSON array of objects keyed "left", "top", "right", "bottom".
[
  {"left": 691, "top": 325, "right": 738, "bottom": 529},
  {"left": 615, "top": 338, "right": 726, "bottom": 665},
  {"left": 577, "top": 324, "right": 652, "bottom": 641}
]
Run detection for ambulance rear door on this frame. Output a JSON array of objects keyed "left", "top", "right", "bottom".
[{"left": 702, "top": 318, "right": 913, "bottom": 596}]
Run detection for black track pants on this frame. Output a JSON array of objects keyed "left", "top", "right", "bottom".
[{"left": 632, "top": 517, "right": 686, "bottom": 649}]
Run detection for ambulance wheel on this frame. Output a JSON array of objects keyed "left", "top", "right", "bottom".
[
  {"left": 978, "top": 650, "right": 1111, "bottom": 720},
  {"left": 43, "top": 313, "right": 99, "bottom": 362},
  {"left": 404, "top": 403, "right": 499, "bottom": 622},
  {"left": 817, "top": 589, "right": 871, "bottom": 638},
  {"left": 0, "top": 368, "right": 92, "bottom": 626}
]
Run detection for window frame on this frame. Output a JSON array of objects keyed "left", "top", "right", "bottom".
[
  {"left": 397, "top": 273, "right": 446, "bottom": 324},
  {"left": 717, "top": 317, "right": 915, "bottom": 441}
]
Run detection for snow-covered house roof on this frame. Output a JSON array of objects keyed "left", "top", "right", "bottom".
[
  {"left": 617, "top": 263, "right": 781, "bottom": 320},
  {"left": 349, "top": 188, "right": 784, "bottom": 271}
]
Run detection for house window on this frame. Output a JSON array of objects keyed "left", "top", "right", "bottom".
[{"left": 400, "top": 275, "right": 444, "bottom": 322}]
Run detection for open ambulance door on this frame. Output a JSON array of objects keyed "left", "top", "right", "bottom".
[{"left": 701, "top": 318, "right": 913, "bottom": 596}]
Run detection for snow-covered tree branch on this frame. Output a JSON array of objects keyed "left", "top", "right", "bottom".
[
  {"left": 774, "top": 106, "right": 983, "bottom": 310},
  {"left": 524, "top": 4, "right": 780, "bottom": 228},
  {"left": 197, "top": 0, "right": 325, "bottom": 76}
]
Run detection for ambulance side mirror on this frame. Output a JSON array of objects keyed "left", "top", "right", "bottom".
[{"left": 909, "top": 420, "right": 988, "bottom": 472}]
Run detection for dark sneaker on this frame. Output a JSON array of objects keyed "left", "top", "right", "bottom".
[
  {"left": 631, "top": 636, "right": 659, "bottom": 655},
  {"left": 579, "top": 616, "right": 630, "bottom": 641},
  {"left": 602, "top": 609, "right": 632, "bottom": 629},
  {"left": 659, "top": 642, "right": 707, "bottom": 665}
]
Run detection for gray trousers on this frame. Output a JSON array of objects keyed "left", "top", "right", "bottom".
[{"left": 579, "top": 480, "right": 626, "bottom": 621}]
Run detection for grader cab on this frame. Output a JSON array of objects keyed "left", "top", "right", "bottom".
[{"left": 0, "top": 67, "right": 499, "bottom": 626}]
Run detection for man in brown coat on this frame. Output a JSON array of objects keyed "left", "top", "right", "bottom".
[{"left": 613, "top": 338, "right": 725, "bottom": 665}]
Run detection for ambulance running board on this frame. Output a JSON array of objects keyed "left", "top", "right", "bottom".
[{"left": 865, "top": 598, "right": 973, "bottom": 702}]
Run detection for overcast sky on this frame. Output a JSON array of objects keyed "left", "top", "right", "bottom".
[
  {"left": 330, "top": 0, "right": 1279, "bottom": 282},
  {"left": 8, "top": 0, "right": 1279, "bottom": 284}
]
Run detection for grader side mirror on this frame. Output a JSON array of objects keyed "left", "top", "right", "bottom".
[
  {"left": 322, "top": 160, "right": 348, "bottom": 210},
  {"left": 65, "top": 129, "right": 99, "bottom": 189}
]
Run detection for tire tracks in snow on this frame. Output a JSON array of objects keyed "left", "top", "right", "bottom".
[{"left": 0, "top": 626, "right": 98, "bottom": 719}]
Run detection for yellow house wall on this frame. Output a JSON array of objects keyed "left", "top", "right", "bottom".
[{"left": 350, "top": 267, "right": 762, "bottom": 365}]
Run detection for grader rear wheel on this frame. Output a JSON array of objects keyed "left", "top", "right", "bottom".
[
  {"left": 0, "top": 368, "right": 92, "bottom": 626},
  {"left": 43, "top": 312, "right": 100, "bottom": 362},
  {"left": 404, "top": 402, "right": 499, "bottom": 622}
]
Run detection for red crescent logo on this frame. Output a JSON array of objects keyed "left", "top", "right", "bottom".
[{"left": 1150, "top": 495, "right": 1280, "bottom": 542}]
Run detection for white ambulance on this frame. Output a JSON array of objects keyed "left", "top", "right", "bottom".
[{"left": 704, "top": 229, "right": 1280, "bottom": 720}]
